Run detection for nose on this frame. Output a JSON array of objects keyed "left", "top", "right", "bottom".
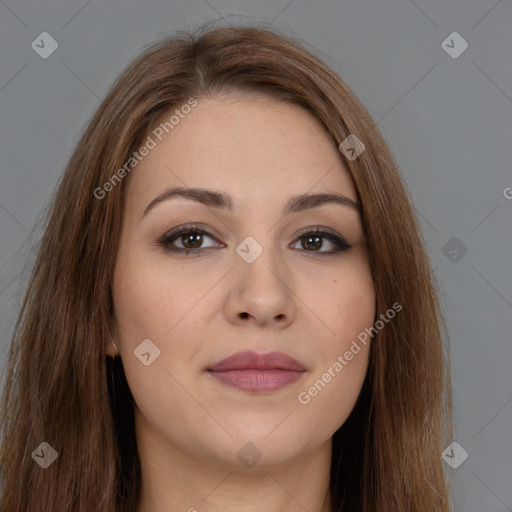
[{"left": 224, "top": 241, "right": 297, "bottom": 329}]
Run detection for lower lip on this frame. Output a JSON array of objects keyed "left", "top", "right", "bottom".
[{"left": 207, "top": 369, "right": 305, "bottom": 392}]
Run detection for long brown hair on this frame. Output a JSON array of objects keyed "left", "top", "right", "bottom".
[{"left": 0, "top": 21, "right": 453, "bottom": 511}]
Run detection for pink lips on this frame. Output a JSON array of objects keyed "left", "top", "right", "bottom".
[{"left": 206, "top": 350, "right": 307, "bottom": 392}]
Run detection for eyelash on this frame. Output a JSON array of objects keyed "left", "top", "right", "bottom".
[{"left": 157, "top": 223, "right": 353, "bottom": 257}]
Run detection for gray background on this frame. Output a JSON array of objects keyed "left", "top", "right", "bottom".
[{"left": 1, "top": 0, "right": 511, "bottom": 510}]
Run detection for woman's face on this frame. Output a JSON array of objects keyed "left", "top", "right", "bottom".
[{"left": 111, "top": 95, "right": 375, "bottom": 470}]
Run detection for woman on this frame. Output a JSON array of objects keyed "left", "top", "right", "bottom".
[{"left": 0, "top": 21, "right": 453, "bottom": 512}]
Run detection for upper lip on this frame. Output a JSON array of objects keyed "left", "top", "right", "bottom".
[{"left": 206, "top": 350, "right": 307, "bottom": 372}]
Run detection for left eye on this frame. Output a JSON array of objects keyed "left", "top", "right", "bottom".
[
  {"left": 290, "top": 230, "right": 351, "bottom": 253},
  {"left": 158, "top": 225, "right": 352, "bottom": 256}
]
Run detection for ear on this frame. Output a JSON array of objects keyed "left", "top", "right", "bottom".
[{"left": 104, "top": 334, "right": 119, "bottom": 357}]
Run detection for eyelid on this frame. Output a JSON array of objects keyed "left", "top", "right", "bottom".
[{"left": 294, "top": 225, "right": 341, "bottom": 239}]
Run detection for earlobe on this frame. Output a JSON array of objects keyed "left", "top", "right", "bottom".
[{"left": 106, "top": 334, "right": 119, "bottom": 357}]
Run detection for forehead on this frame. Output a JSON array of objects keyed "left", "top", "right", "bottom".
[{"left": 126, "top": 95, "right": 358, "bottom": 213}]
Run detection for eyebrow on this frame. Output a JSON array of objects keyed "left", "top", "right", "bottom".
[{"left": 141, "top": 186, "right": 362, "bottom": 220}]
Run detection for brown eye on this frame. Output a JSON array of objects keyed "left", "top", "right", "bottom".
[
  {"left": 179, "top": 232, "right": 204, "bottom": 249},
  {"left": 158, "top": 224, "right": 222, "bottom": 254},
  {"left": 291, "top": 229, "right": 352, "bottom": 255},
  {"left": 301, "top": 234, "right": 323, "bottom": 251}
]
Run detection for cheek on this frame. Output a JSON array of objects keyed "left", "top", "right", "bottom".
[
  {"left": 112, "top": 251, "right": 203, "bottom": 340},
  {"left": 294, "top": 260, "right": 374, "bottom": 431},
  {"left": 111, "top": 258, "right": 203, "bottom": 424},
  {"left": 338, "top": 276, "right": 376, "bottom": 341},
  {"left": 112, "top": 270, "right": 166, "bottom": 339},
  {"left": 332, "top": 264, "right": 375, "bottom": 381},
  {"left": 318, "top": 257, "right": 376, "bottom": 345},
  {"left": 111, "top": 252, "right": 212, "bottom": 391}
]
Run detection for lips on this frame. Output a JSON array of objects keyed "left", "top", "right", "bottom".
[
  {"left": 207, "top": 350, "right": 307, "bottom": 372},
  {"left": 206, "top": 350, "right": 307, "bottom": 392}
]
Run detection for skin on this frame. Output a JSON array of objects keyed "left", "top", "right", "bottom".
[{"left": 109, "top": 94, "right": 376, "bottom": 512}]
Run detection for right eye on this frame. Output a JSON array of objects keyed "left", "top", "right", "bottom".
[{"left": 157, "top": 224, "right": 224, "bottom": 255}]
